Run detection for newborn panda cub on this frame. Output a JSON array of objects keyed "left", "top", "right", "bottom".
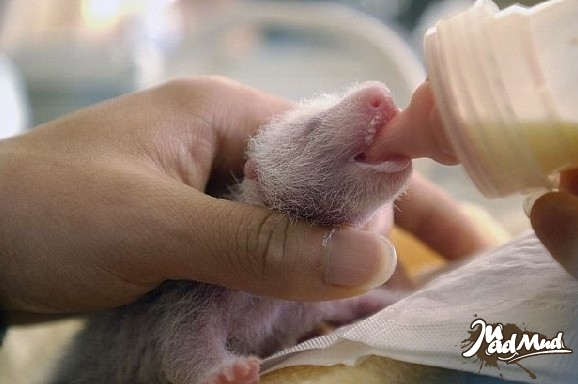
[{"left": 50, "top": 81, "right": 412, "bottom": 384}]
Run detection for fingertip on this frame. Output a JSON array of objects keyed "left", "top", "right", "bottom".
[
  {"left": 375, "top": 236, "right": 399, "bottom": 285},
  {"left": 531, "top": 192, "right": 578, "bottom": 278},
  {"left": 523, "top": 189, "right": 551, "bottom": 217},
  {"left": 321, "top": 229, "right": 398, "bottom": 291},
  {"left": 529, "top": 192, "right": 563, "bottom": 233}
]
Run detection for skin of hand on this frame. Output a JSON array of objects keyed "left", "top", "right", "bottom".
[
  {"left": 531, "top": 170, "right": 578, "bottom": 279},
  {"left": 0, "top": 76, "right": 492, "bottom": 324},
  {"left": 394, "top": 172, "right": 497, "bottom": 261}
]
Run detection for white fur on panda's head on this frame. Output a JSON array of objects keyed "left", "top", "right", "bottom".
[{"left": 243, "top": 82, "right": 412, "bottom": 227}]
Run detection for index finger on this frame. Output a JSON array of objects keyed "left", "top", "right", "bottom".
[
  {"left": 395, "top": 172, "right": 501, "bottom": 260},
  {"left": 181, "top": 76, "right": 295, "bottom": 177}
]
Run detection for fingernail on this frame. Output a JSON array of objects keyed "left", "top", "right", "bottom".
[
  {"left": 322, "top": 229, "right": 397, "bottom": 289},
  {"left": 523, "top": 189, "right": 552, "bottom": 217}
]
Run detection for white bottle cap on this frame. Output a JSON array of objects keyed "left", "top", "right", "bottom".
[{"left": 424, "top": 0, "right": 578, "bottom": 197}]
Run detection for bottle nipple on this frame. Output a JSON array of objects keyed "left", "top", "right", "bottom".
[
  {"left": 364, "top": 81, "right": 458, "bottom": 166},
  {"left": 370, "top": 0, "right": 578, "bottom": 198},
  {"left": 422, "top": 0, "right": 578, "bottom": 197}
]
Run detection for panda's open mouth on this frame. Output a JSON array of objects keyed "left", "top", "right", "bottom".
[
  {"left": 352, "top": 152, "right": 411, "bottom": 173},
  {"left": 351, "top": 106, "right": 410, "bottom": 173}
]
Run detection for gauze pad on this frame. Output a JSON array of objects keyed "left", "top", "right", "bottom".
[{"left": 263, "top": 232, "right": 578, "bottom": 383}]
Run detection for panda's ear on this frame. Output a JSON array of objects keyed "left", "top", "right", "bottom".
[{"left": 243, "top": 158, "right": 258, "bottom": 180}]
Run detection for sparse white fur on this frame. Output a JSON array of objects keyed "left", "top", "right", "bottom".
[{"left": 240, "top": 81, "right": 409, "bottom": 227}]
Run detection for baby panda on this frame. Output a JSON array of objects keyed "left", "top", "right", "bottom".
[{"left": 50, "top": 81, "right": 412, "bottom": 384}]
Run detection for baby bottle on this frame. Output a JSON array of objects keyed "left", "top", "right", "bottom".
[{"left": 424, "top": 0, "right": 578, "bottom": 197}]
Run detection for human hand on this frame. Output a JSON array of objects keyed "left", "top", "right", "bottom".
[
  {"left": 530, "top": 170, "right": 578, "bottom": 279},
  {"left": 0, "top": 76, "right": 495, "bottom": 323},
  {"left": 394, "top": 172, "right": 498, "bottom": 260},
  {"left": 0, "top": 76, "right": 400, "bottom": 322}
]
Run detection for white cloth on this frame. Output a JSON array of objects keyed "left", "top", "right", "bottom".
[{"left": 262, "top": 231, "right": 578, "bottom": 383}]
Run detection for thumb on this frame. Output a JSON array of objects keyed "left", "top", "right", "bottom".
[
  {"left": 531, "top": 192, "right": 578, "bottom": 279},
  {"left": 153, "top": 191, "right": 398, "bottom": 301}
]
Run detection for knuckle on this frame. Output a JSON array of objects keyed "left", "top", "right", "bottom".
[{"left": 161, "top": 75, "right": 237, "bottom": 97}]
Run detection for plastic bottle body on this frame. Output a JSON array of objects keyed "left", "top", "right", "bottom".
[{"left": 424, "top": 0, "right": 578, "bottom": 197}]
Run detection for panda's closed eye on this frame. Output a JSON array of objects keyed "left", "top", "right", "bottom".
[{"left": 304, "top": 117, "right": 323, "bottom": 136}]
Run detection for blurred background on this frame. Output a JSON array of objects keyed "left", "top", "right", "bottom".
[
  {"left": 0, "top": 0, "right": 542, "bottom": 235},
  {"left": 0, "top": 0, "right": 543, "bottom": 236},
  {"left": 0, "top": 1, "right": 548, "bottom": 383},
  {"left": 0, "top": 0, "right": 544, "bottom": 127}
]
